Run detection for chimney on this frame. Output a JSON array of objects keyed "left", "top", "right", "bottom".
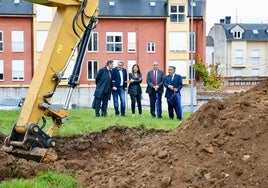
[
  {"left": 225, "top": 16, "right": 231, "bottom": 24},
  {"left": 220, "top": 19, "right": 225, "bottom": 24}
]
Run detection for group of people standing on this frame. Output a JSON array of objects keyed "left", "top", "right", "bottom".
[{"left": 93, "top": 60, "right": 183, "bottom": 120}]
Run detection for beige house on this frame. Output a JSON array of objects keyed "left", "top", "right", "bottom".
[{"left": 208, "top": 16, "right": 268, "bottom": 78}]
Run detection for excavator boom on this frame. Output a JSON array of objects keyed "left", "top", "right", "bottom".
[{"left": 1, "top": 0, "right": 99, "bottom": 162}]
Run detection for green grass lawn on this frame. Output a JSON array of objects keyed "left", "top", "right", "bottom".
[
  {"left": 0, "top": 108, "right": 192, "bottom": 187},
  {"left": 0, "top": 108, "right": 192, "bottom": 136},
  {"left": 0, "top": 171, "right": 76, "bottom": 188}
]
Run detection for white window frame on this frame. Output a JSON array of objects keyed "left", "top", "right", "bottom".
[
  {"left": 252, "top": 68, "right": 259, "bottom": 76},
  {"left": 233, "top": 31, "right": 242, "bottom": 39},
  {"left": 234, "top": 69, "right": 242, "bottom": 77},
  {"left": 147, "top": 42, "right": 155, "bottom": 53},
  {"left": 106, "top": 32, "right": 123, "bottom": 52},
  {"left": 128, "top": 32, "right": 136, "bottom": 52},
  {"left": 127, "top": 60, "right": 136, "bottom": 73},
  {"left": 11, "top": 31, "right": 24, "bottom": 52},
  {"left": 0, "top": 60, "right": 3, "bottom": 80},
  {"left": 112, "top": 60, "right": 122, "bottom": 67},
  {"left": 87, "top": 60, "right": 99, "bottom": 80},
  {"left": 36, "top": 30, "right": 49, "bottom": 52},
  {"left": 251, "top": 50, "right": 260, "bottom": 64},
  {"left": 0, "top": 31, "right": 3, "bottom": 52},
  {"left": 12, "top": 60, "right": 24, "bottom": 81},
  {"left": 170, "top": 4, "right": 186, "bottom": 23},
  {"left": 36, "top": 5, "right": 53, "bottom": 22},
  {"left": 235, "top": 50, "right": 243, "bottom": 65},
  {"left": 169, "top": 32, "right": 187, "bottom": 52},
  {"left": 62, "top": 60, "right": 75, "bottom": 81},
  {"left": 169, "top": 59, "right": 187, "bottom": 79},
  {"left": 88, "top": 32, "right": 98, "bottom": 52}
]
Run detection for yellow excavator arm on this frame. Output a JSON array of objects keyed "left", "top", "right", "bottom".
[{"left": 2, "top": 0, "right": 99, "bottom": 162}]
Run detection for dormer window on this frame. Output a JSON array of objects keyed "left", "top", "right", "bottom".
[
  {"left": 230, "top": 25, "right": 244, "bottom": 40},
  {"left": 233, "top": 31, "right": 242, "bottom": 39}
]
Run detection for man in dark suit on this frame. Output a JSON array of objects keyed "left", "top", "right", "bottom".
[
  {"left": 93, "top": 60, "right": 114, "bottom": 117},
  {"left": 146, "top": 60, "right": 165, "bottom": 118},
  {"left": 164, "top": 66, "right": 183, "bottom": 120},
  {"left": 111, "top": 61, "right": 128, "bottom": 116}
]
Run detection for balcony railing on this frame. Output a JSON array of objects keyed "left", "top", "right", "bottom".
[{"left": 225, "top": 76, "right": 268, "bottom": 86}]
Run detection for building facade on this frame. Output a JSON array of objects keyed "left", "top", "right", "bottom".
[
  {"left": 81, "top": 18, "right": 166, "bottom": 85},
  {"left": 0, "top": 1, "right": 33, "bottom": 87},
  {"left": 208, "top": 16, "right": 268, "bottom": 77},
  {"left": 0, "top": 0, "right": 207, "bottom": 108}
]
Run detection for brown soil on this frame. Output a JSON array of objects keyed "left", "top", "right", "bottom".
[{"left": 1, "top": 80, "right": 268, "bottom": 187}]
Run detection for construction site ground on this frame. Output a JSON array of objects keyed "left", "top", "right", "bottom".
[{"left": 0, "top": 81, "right": 268, "bottom": 187}]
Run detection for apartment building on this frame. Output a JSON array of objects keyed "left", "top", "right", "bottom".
[
  {"left": 0, "top": 1, "right": 33, "bottom": 86},
  {"left": 208, "top": 16, "right": 268, "bottom": 78},
  {"left": 0, "top": 0, "right": 206, "bottom": 107}
]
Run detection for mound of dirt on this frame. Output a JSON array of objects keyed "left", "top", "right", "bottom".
[{"left": 1, "top": 80, "right": 268, "bottom": 187}]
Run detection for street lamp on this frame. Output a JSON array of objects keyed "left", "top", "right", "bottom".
[{"left": 190, "top": 0, "right": 195, "bottom": 112}]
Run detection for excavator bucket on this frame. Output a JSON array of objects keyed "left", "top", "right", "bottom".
[
  {"left": 1, "top": 124, "right": 58, "bottom": 163},
  {"left": 1, "top": 145, "right": 58, "bottom": 163}
]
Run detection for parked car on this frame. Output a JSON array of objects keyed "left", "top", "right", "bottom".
[{"left": 0, "top": 97, "right": 25, "bottom": 110}]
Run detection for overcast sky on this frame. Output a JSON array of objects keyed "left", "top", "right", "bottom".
[{"left": 206, "top": 0, "right": 268, "bottom": 34}]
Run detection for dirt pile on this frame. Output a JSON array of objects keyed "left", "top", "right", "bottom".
[{"left": 0, "top": 80, "right": 268, "bottom": 187}]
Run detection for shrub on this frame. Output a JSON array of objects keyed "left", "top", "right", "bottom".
[{"left": 194, "top": 56, "right": 223, "bottom": 90}]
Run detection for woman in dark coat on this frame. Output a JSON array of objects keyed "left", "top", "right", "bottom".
[{"left": 128, "top": 64, "right": 142, "bottom": 116}]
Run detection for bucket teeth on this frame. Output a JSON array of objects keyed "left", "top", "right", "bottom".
[{"left": 1, "top": 145, "right": 58, "bottom": 163}]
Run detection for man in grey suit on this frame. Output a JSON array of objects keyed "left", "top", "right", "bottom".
[
  {"left": 146, "top": 60, "right": 165, "bottom": 118},
  {"left": 93, "top": 60, "right": 114, "bottom": 117}
]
